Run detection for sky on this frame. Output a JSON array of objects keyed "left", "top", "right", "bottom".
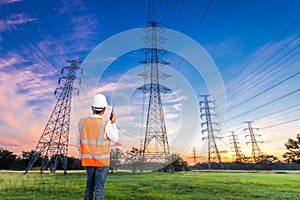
[{"left": 0, "top": 0, "right": 299, "bottom": 165}]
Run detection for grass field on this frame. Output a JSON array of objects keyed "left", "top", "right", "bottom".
[{"left": 0, "top": 170, "right": 299, "bottom": 199}]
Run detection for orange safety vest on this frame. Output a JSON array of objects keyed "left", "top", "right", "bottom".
[{"left": 78, "top": 117, "right": 110, "bottom": 167}]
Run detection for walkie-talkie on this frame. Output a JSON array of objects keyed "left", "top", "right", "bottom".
[{"left": 110, "top": 103, "right": 115, "bottom": 121}]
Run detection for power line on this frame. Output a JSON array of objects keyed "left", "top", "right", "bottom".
[
  {"left": 171, "top": 0, "right": 185, "bottom": 30},
  {"left": 164, "top": 0, "right": 178, "bottom": 27},
  {"left": 0, "top": 16, "right": 59, "bottom": 80},
  {"left": 223, "top": 103, "right": 300, "bottom": 135},
  {"left": 167, "top": 0, "right": 214, "bottom": 80},
  {"left": 259, "top": 107, "right": 300, "bottom": 123},
  {"left": 192, "top": 0, "right": 214, "bottom": 38},
  {"left": 0, "top": 56, "right": 56, "bottom": 96},
  {"left": 253, "top": 103, "right": 300, "bottom": 121},
  {"left": 167, "top": 0, "right": 179, "bottom": 28},
  {"left": 224, "top": 17, "right": 300, "bottom": 85},
  {"left": 226, "top": 45, "right": 300, "bottom": 101},
  {"left": 29, "top": 0, "right": 71, "bottom": 58},
  {"left": 226, "top": 35, "right": 300, "bottom": 95},
  {"left": 181, "top": 0, "right": 196, "bottom": 31},
  {"left": 12, "top": 3, "right": 65, "bottom": 67},
  {"left": 162, "top": 0, "right": 170, "bottom": 23},
  {"left": 227, "top": 88, "right": 300, "bottom": 122},
  {"left": 0, "top": 27, "right": 58, "bottom": 82},
  {"left": 214, "top": 40, "right": 300, "bottom": 115},
  {"left": 260, "top": 124, "right": 299, "bottom": 135},
  {"left": 10, "top": 23, "right": 59, "bottom": 74},
  {"left": 261, "top": 118, "right": 300, "bottom": 130},
  {"left": 0, "top": 12, "right": 59, "bottom": 75},
  {"left": 162, "top": 0, "right": 196, "bottom": 68},
  {"left": 227, "top": 70, "right": 300, "bottom": 112},
  {"left": 147, "top": 0, "right": 156, "bottom": 22}
]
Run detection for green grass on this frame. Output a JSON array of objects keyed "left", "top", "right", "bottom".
[{"left": 0, "top": 171, "right": 299, "bottom": 199}]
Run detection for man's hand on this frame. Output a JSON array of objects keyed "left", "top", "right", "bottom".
[{"left": 110, "top": 111, "right": 116, "bottom": 123}]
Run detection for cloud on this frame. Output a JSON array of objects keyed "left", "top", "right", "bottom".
[
  {"left": 0, "top": 0, "right": 21, "bottom": 6},
  {"left": 0, "top": 12, "right": 37, "bottom": 31},
  {"left": 0, "top": 53, "right": 57, "bottom": 154},
  {"left": 58, "top": 0, "right": 87, "bottom": 15},
  {"left": 96, "top": 56, "right": 117, "bottom": 62},
  {"left": 54, "top": 1, "right": 99, "bottom": 53},
  {"left": 0, "top": 56, "right": 21, "bottom": 69},
  {"left": 6, "top": 13, "right": 37, "bottom": 25},
  {"left": 204, "top": 37, "right": 244, "bottom": 60},
  {"left": 95, "top": 82, "right": 117, "bottom": 93},
  {"left": 0, "top": 135, "right": 22, "bottom": 147},
  {"left": 69, "top": 15, "right": 98, "bottom": 40}
]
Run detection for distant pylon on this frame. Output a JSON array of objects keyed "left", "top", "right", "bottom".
[
  {"left": 244, "top": 121, "right": 263, "bottom": 162},
  {"left": 138, "top": 19, "right": 171, "bottom": 167},
  {"left": 24, "top": 60, "right": 81, "bottom": 174},
  {"left": 192, "top": 147, "right": 197, "bottom": 164},
  {"left": 229, "top": 131, "right": 242, "bottom": 161},
  {"left": 200, "top": 95, "right": 223, "bottom": 169}
]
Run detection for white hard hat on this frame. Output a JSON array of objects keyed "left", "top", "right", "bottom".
[{"left": 91, "top": 94, "right": 108, "bottom": 110}]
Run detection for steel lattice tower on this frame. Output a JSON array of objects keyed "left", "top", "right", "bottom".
[
  {"left": 244, "top": 121, "right": 263, "bottom": 162},
  {"left": 192, "top": 147, "right": 197, "bottom": 164},
  {"left": 138, "top": 20, "right": 171, "bottom": 165},
  {"left": 24, "top": 60, "right": 81, "bottom": 174},
  {"left": 230, "top": 131, "right": 242, "bottom": 161},
  {"left": 200, "top": 95, "right": 223, "bottom": 169}
]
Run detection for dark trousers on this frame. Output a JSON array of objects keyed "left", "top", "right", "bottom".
[{"left": 84, "top": 166, "right": 109, "bottom": 200}]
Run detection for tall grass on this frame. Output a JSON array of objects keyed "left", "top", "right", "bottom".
[{"left": 0, "top": 171, "right": 299, "bottom": 199}]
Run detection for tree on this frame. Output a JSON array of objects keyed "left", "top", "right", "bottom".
[
  {"left": 124, "top": 147, "right": 143, "bottom": 173},
  {"left": 21, "top": 150, "right": 36, "bottom": 160},
  {"left": 171, "top": 157, "right": 189, "bottom": 172},
  {"left": 256, "top": 154, "right": 278, "bottom": 170},
  {"left": 283, "top": 134, "right": 300, "bottom": 164},
  {"left": 66, "top": 156, "right": 83, "bottom": 170},
  {"left": 110, "top": 148, "right": 124, "bottom": 173},
  {"left": 234, "top": 155, "right": 252, "bottom": 164},
  {"left": 161, "top": 154, "right": 189, "bottom": 172},
  {"left": 0, "top": 147, "right": 17, "bottom": 169}
]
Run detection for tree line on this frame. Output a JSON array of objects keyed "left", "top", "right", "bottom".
[
  {"left": 0, "top": 149, "right": 83, "bottom": 170},
  {"left": 191, "top": 134, "right": 300, "bottom": 170},
  {"left": 0, "top": 134, "right": 299, "bottom": 171}
]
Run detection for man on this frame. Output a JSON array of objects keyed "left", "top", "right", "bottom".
[{"left": 77, "top": 93, "right": 119, "bottom": 200}]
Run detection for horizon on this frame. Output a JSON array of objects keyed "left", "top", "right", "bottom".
[{"left": 0, "top": 0, "right": 300, "bottom": 166}]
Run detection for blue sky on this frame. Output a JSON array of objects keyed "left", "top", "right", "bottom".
[{"left": 0, "top": 0, "right": 299, "bottom": 163}]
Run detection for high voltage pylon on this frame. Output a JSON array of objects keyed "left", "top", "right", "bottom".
[
  {"left": 192, "top": 147, "right": 197, "bottom": 164},
  {"left": 229, "top": 131, "right": 242, "bottom": 161},
  {"left": 138, "top": 2, "right": 171, "bottom": 168},
  {"left": 24, "top": 60, "right": 81, "bottom": 174},
  {"left": 200, "top": 95, "right": 223, "bottom": 169},
  {"left": 244, "top": 121, "right": 263, "bottom": 162}
]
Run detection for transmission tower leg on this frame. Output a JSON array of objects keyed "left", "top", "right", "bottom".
[
  {"left": 24, "top": 155, "right": 38, "bottom": 174},
  {"left": 40, "top": 157, "right": 48, "bottom": 173},
  {"left": 62, "top": 156, "right": 68, "bottom": 175},
  {"left": 51, "top": 156, "right": 59, "bottom": 173}
]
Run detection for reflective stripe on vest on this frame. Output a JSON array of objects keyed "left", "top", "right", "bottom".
[
  {"left": 81, "top": 154, "right": 110, "bottom": 160},
  {"left": 79, "top": 117, "right": 110, "bottom": 167}
]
